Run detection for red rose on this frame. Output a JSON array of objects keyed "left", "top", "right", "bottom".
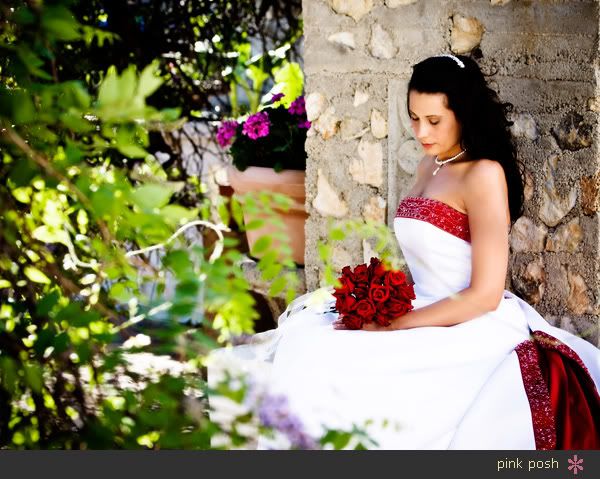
[
  {"left": 353, "top": 264, "right": 369, "bottom": 284},
  {"left": 368, "top": 257, "right": 387, "bottom": 282},
  {"left": 334, "top": 275, "right": 355, "bottom": 296},
  {"left": 369, "top": 283, "right": 390, "bottom": 303},
  {"left": 390, "top": 283, "right": 416, "bottom": 302},
  {"left": 386, "top": 298, "right": 411, "bottom": 316},
  {"left": 335, "top": 294, "right": 357, "bottom": 313},
  {"left": 385, "top": 270, "right": 407, "bottom": 287},
  {"left": 355, "top": 299, "right": 376, "bottom": 319},
  {"left": 341, "top": 265, "right": 355, "bottom": 282},
  {"left": 342, "top": 312, "right": 364, "bottom": 330},
  {"left": 353, "top": 282, "right": 369, "bottom": 299},
  {"left": 376, "top": 298, "right": 412, "bottom": 327}
]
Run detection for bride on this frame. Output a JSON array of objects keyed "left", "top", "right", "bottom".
[{"left": 208, "top": 53, "right": 600, "bottom": 450}]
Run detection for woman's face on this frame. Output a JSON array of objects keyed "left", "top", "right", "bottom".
[{"left": 407, "top": 90, "right": 463, "bottom": 160}]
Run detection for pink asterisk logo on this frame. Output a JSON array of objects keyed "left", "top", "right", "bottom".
[{"left": 568, "top": 455, "right": 584, "bottom": 475}]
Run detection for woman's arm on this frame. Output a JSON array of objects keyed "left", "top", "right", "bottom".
[{"left": 336, "top": 159, "right": 511, "bottom": 331}]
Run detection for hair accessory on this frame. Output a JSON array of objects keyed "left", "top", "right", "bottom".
[
  {"left": 434, "top": 54, "right": 465, "bottom": 69},
  {"left": 432, "top": 149, "right": 467, "bottom": 176}
]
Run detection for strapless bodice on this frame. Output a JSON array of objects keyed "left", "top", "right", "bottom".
[{"left": 394, "top": 196, "right": 472, "bottom": 301}]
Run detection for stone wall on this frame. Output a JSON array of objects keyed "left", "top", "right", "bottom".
[{"left": 302, "top": 0, "right": 600, "bottom": 345}]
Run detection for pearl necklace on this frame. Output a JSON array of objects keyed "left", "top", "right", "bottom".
[{"left": 432, "top": 149, "right": 467, "bottom": 176}]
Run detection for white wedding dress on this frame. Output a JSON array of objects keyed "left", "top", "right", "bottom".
[{"left": 208, "top": 196, "right": 600, "bottom": 450}]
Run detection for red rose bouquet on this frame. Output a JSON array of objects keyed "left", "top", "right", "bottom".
[{"left": 332, "top": 257, "right": 416, "bottom": 330}]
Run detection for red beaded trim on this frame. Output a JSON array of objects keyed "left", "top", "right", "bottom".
[
  {"left": 514, "top": 338, "right": 556, "bottom": 450},
  {"left": 532, "top": 330, "right": 600, "bottom": 411},
  {"left": 394, "top": 196, "right": 470, "bottom": 243},
  {"left": 515, "top": 331, "right": 600, "bottom": 450}
]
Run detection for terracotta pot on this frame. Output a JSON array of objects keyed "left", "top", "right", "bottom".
[{"left": 227, "top": 166, "right": 307, "bottom": 265}]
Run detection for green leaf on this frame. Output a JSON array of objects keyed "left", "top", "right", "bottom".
[
  {"left": 244, "top": 219, "right": 265, "bottom": 231},
  {"left": 131, "top": 184, "right": 173, "bottom": 211},
  {"left": 138, "top": 62, "right": 163, "bottom": 98},
  {"left": 250, "top": 235, "right": 271, "bottom": 255},
  {"left": 272, "top": 62, "right": 304, "bottom": 108},
  {"left": 260, "top": 261, "right": 282, "bottom": 281},
  {"left": 36, "top": 290, "right": 60, "bottom": 316},
  {"left": 116, "top": 142, "right": 148, "bottom": 159},
  {"left": 64, "top": 141, "right": 84, "bottom": 166},
  {"left": 24, "top": 266, "right": 51, "bottom": 284},
  {"left": 32, "top": 226, "right": 69, "bottom": 246},
  {"left": 109, "top": 283, "right": 133, "bottom": 303},
  {"left": 116, "top": 126, "right": 148, "bottom": 158},
  {"left": 230, "top": 196, "right": 245, "bottom": 228},
  {"left": 9, "top": 157, "right": 38, "bottom": 186},
  {"left": 11, "top": 186, "right": 32, "bottom": 203},
  {"left": 98, "top": 66, "right": 119, "bottom": 107},
  {"left": 53, "top": 332, "right": 69, "bottom": 354},
  {"left": 268, "top": 275, "right": 288, "bottom": 297},
  {"left": 55, "top": 303, "right": 100, "bottom": 327},
  {"left": 216, "top": 200, "right": 230, "bottom": 227},
  {"left": 41, "top": 6, "right": 82, "bottom": 41},
  {"left": 245, "top": 64, "right": 269, "bottom": 92},
  {"left": 12, "top": 91, "right": 35, "bottom": 124},
  {"left": 0, "top": 357, "right": 19, "bottom": 395},
  {"left": 119, "top": 66, "right": 138, "bottom": 103},
  {"left": 12, "top": 6, "right": 35, "bottom": 26},
  {"left": 160, "top": 205, "right": 197, "bottom": 227},
  {"left": 330, "top": 228, "right": 346, "bottom": 241},
  {"left": 318, "top": 243, "right": 332, "bottom": 262},
  {"left": 16, "top": 47, "right": 52, "bottom": 80},
  {"left": 24, "top": 363, "right": 43, "bottom": 393},
  {"left": 163, "top": 250, "right": 193, "bottom": 277},
  {"left": 175, "top": 280, "right": 199, "bottom": 298}
]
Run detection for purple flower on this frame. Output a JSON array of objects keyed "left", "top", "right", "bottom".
[
  {"left": 270, "top": 93, "right": 285, "bottom": 103},
  {"left": 216, "top": 120, "right": 238, "bottom": 148},
  {"left": 288, "top": 97, "right": 306, "bottom": 116},
  {"left": 298, "top": 120, "right": 311, "bottom": 129},
  {"left": 242, "top": 112, "right": 271, "bottom": 140},
  {"left": 258, "top": 393, "right": 318, "bottom": 450}
]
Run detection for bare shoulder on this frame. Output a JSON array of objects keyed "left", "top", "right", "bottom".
[
  {"left": 464, "top": 159, "right": 508, "bottom": 197},
  {"left": 463, "top": 159, "right": 510, "bottom": 223}
]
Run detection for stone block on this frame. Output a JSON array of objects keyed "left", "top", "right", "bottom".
[{"left": 510, "top": 217, "right": 547, "bottom": 253}]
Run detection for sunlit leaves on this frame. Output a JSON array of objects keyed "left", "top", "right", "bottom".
[
  {"left": 23, "top": 266, "right": 51, "bottom": 284},
  {"left": 96, "top": 63, "right": 173, "bottom": 126},
  {"left": 97, "top": 65, "right": 120, "bottom": 106},
  {"left": 138, "top": 62, "right": 164, "bottom": 99},
  {"left": 131, "top": 184, "right": 173, "bottom": 212},
  {"left": 271, "top": 62, "right": 304, "bottom": 108},
  {"left": 0, "top": 0, "right": 310, "bottom": 451}
]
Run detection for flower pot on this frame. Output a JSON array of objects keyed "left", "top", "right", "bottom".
[{"left": 227, "top": 166, "right": 307, "bottom": 265}]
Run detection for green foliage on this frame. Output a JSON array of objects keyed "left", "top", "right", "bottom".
[
  {"left": 231, "top": 191, "right": 302, "bottom": 305},
  {"left": 268, "top": 61, "right": 304, "bottom": 109},
  {"left": 49, "top": 1, "right": 303, "bottom": 119},
  {"left": 0, "top": 0, "right": 277, "bottom": 449}
]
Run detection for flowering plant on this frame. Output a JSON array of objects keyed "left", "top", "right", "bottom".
[
  {"left": 332, "top": 257, "right": 416, "bottom": 330},
  {"left": 216, "top": 93, "right": 310, "bottom": 172}
]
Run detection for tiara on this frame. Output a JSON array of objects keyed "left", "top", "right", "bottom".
[{"left": 434, "top": 54, "right": 465, "bottom": 69}]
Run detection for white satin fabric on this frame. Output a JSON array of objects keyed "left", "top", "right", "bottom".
[{"left": 208, "top": 213, "right": 600, "bottom": 450}]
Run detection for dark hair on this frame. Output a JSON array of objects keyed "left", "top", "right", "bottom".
[{"left": 407, "top": 54, "right": 524, "bottom": 224}]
